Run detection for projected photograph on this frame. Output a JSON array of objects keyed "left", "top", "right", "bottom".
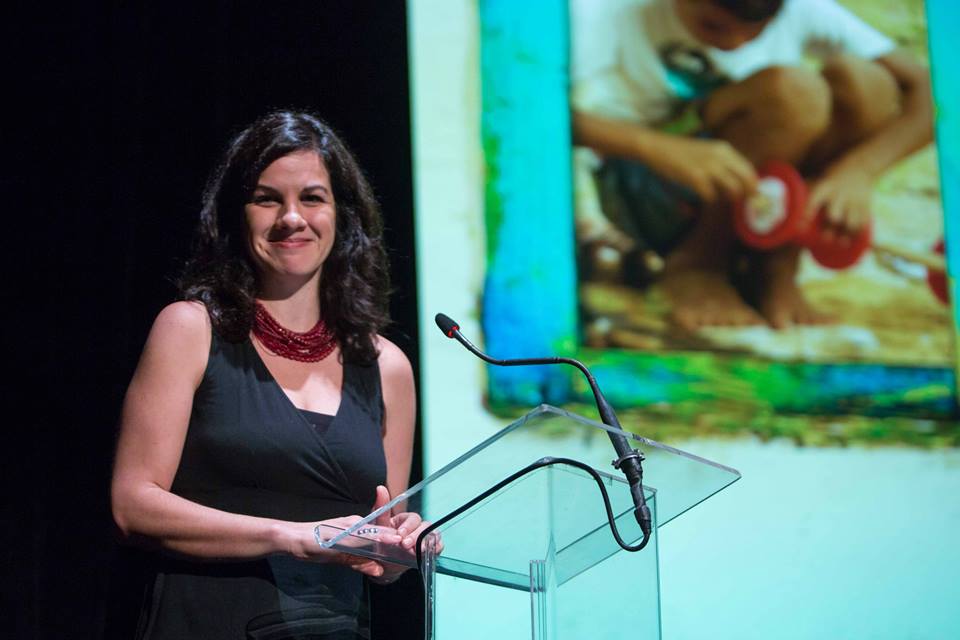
[
  {"left": 570, "top": 0, "right": 947, "bottom": 366},
  {"left": 477, "top": 0, "right": 959, "bottom": 437}
]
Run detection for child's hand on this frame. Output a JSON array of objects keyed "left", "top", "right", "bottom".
[
  {"left": 653, "top": 136, "right": 757, "bottom": 204},
  {"left": 806, "top": 167, "right": 873, "bottom": 235}
]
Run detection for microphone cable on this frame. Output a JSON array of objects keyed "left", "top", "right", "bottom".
[{"left": 430, "top": 313, "right": 652, "bottom": 558}]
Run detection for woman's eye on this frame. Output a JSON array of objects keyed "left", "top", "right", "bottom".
[
  {"left": 302, "top": 194, "right": 326, "bottom": 204},
  {"left": 252, "top": 194, "right": 278, "bottom": 205}
]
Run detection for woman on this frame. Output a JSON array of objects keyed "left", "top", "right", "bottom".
[{"left": 111, "top": 110, "right": 423, "bottom": 639}]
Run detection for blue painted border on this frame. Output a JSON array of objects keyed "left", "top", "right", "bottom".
[
  {"left": 479, "top": 0, "right": 578, "bottom": 406},
  {"left": 927, "top": 0, "right": 960, "bottom": 382}
]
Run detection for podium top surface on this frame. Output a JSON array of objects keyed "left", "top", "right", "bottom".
[{"left": 321, "top": 405, "right": 740, "bottom": 586}]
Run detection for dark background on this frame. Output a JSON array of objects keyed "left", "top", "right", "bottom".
[{"left": 3, "top": 2, "right": 423, "bottom": 638}]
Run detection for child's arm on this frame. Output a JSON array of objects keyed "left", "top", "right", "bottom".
[
  {"left": 807, "top": 51, "right": 933, "bottom": 232},
  {"left": 573, "top": 110, "right": 757, "bottom": 206}
]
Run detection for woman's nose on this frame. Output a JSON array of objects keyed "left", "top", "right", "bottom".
[{"left": 278, "top": 208, "right": 306, "bottom": 229}]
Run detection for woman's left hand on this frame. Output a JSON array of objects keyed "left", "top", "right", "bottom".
[
  {"left": 366, "top": 486, "right": 442, "bottom": 583},
  {"left": 388, "top": 510, "right": 433, "bottom": 552},
  {"left": 371, "top": 485, "right": 438, "bottom": 553}
]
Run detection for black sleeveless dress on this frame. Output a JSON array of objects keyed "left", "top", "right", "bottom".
[{"left": 136, "top": 334, "right": 387, "bottom": 639}]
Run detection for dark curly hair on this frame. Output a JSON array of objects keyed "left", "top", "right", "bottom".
[{"left": 178, "top": 110, "right": 390, "bottom": 364}]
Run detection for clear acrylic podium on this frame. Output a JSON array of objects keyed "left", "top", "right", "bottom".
[{"left": 319, "top": 405, "right": 740, "bottom": 639}]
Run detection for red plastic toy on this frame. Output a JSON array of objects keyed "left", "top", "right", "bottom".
[{"left": 733, "top": 161, "right": 948, "bottom": 304}]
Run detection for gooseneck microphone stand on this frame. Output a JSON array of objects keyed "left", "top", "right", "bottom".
[{"left": 432, "top": 313, "right": 652, "bottom": 552}]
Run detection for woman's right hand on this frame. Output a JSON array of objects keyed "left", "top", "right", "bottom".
[{"left": 285, "top": 515, "right": 403, "bottom": 578}]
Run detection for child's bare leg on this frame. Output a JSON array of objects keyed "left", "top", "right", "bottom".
[
  {"left": 704, "top": 66, "right": 831, "bottom": 167},
  {"left": 760, "top": 57, "right": 899, "bottom": 327},
  {"left": 804, "top": 54, "right": 901, "bottom": 173},
  {"left": 703, "top": 66, "right": 834, "bottom": 327},
  {"left": 660, "top": 200, "right": 765, "bottom": 331},
  {"left": 661, "top": 67, "right": 834, "bottom": 330},
  {"left": 755, "top": 246, "right": 834, "bottom": 328}
]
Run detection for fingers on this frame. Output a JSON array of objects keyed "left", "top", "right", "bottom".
[
  {"left": 343, "top": 555, "right": 387, "bottom": 578},
  {"left": 714, "top": 163, "right": 754, "bottom": 203},
  {"left": 691, "top": 142, "right": 756, "bottom": 203},
  {"left": 807, "top": 182, "right": 869, "bottom": 238},
  {"left": 689, "top": 172, "right": 718, "bottom": 204},
  {"left": 843, "top": 205, "right": 870, "bottom": 233},
  {"left": 718, "top": 142, "right": 757, "bottom": 195},
  {"left": 372, "top": 511, "right": 438, "bottom": 554},
  {"left": 805, "top": 181, "right": 827, "bottom": 223},
  {"left": 833, "top": 188, "right": 870, "bottom": 234},
  {"left": 806, "top": 168, "right": 874, "bottom": 238},
  {"left": 393, "top": 518, "right": 442, "bottom": 554},
  {"left": 370, "top": 561, "right": 411, "bottom": 585},
  {"left": 401, "top": 521, "right": 429, "bottom": 551},
  {"left": 824, "top": 191, "right": 848, "bottom": 228},
  {"left": 324, "top": 548, "right": 383, "bottom": 575},
  {"left": 392, "top": 512, "right": 422, "bottom": 540},
  {"left": 372, "top": 485, "right": 393, "bottom": 527},
  {"left": 374, "top": 511, "right": 447, "bottom": 556}
]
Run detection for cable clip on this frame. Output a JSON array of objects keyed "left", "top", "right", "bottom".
[{"left": 612, "top": 449, "right": 645, "bottom": 470}]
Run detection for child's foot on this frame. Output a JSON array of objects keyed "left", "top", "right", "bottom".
[
  {"left": 759, "top": 283, "right": 834, "bottom": 329},
  {"left": 756, "top": 247, "right": 834, "bottom": 329},
  {"left": 661, "top": 267, "right": 765, "bottom": 331}
]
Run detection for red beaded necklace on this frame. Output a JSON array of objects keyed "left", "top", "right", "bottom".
[{"left": 252, "top": 302, "right": 337, "bottom": 362}]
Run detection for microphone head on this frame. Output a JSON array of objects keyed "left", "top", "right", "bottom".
[{"left": 435, "top": 313, "right": 460, "bottom": 338}]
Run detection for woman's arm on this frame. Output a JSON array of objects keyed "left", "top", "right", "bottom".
[
  {"left": 372, "top": 339, "right": 447, "bottom": 581},
  {"left": 372, "top": 337, "right": 426, "bottom": 562},
  {"left": 377, "top": 336, "right": 416, "bottom": 504},
  {"left": 111, "top": 302, "right": 382, "bottom": 569}
]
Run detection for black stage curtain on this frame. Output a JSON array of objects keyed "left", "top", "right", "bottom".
[{"left": 2, "top": 3, "right": 422, "bottom": 638}]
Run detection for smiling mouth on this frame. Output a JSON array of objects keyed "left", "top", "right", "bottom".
[{"left": 270, "top": 238, "right": 313, "bottom": 247}]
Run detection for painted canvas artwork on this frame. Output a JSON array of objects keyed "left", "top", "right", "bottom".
[{"left": 479, "top": 0, "right": 959, "bottom": 445}]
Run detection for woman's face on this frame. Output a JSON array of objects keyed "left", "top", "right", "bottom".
[{"left": 244, "top": 150, "right": 337, "bottom": 286}]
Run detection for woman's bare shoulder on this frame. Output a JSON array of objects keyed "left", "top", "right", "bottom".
[
  {"left": 139, "top": 301, "right": 212, "bottom": 381},
  {"left": 374, "top": 335, "right": 413, "bottom": 380},
  {"left": 374, "top": 336, "right": 416, "bottom": 439},
  {"left": 376, "top": 335, "right": 410, "bottom": 369},
  {"left": 154, "top": 300, "right": 210, "bottom": 330}
]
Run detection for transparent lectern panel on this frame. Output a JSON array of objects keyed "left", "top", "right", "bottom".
[
  {"left": 321, "top": 405, "right": 739, "bottom": 578},
  {"left": 424, "top": 461, "right": 648, "bottom": 589}
]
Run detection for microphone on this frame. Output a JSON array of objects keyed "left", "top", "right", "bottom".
[{"left": 434, "top": 313, "right": 652, "bottom": 544}]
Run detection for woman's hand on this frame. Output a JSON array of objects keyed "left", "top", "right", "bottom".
[
  {"left": 371, "top": 485, "right": 440, "bottom": 554},
  {"left": 365, "top": 486, "right": 443, "bottom": 584},
  {"left": 281, "top": 515, "right": 391, "bottom": 579},
  {"left": 286, "top": 486, "right": 432, "bottom": 582}
]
